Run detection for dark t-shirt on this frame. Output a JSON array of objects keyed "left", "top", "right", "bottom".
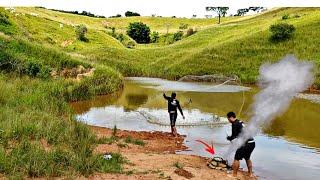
[
  {"left": 228, "top": 119, "right": 254, "bottom": 142},
  {"left": 163, "top": 94, "right": 183, "bottom": 115}
]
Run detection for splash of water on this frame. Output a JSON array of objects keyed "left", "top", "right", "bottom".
[{"left": 224, "top": 55, "right": 315, "bottom": 158}]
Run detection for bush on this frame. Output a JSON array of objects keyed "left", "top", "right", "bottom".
[
  {"left": 25, "top": 62, "right": 41, "bottom": 77},
  {"left": 269, "top": 23, "right": 295, "bottom": 42},
  {"left": 179, "top": 23, "right": 188, "bottom": 30},
  {"left": 186, "top": 28, "right": 196, "bottom": 37},
  {"left": 75, "top": 24, "right": 88, "bottom": 42},
  {"left": 0, "top": 12, "right": 10, "bottom": 25},
  {"left": 125, "top": 11, "right": 140, "bottom": 17},
  {"left": 126, "top": 41, "right": 136, "bottom": 48},
  {"left": 282, "top": 14, "right": 290, "bottom": 20},
  {"left": 150, "top": 31, "right": 160, "bottom": 43},
  {"left": 173, "top": 31, "right": 184, "bottom": 42},
  {"left": 127, "top": 22, "right": 150, "bottom": 44}
]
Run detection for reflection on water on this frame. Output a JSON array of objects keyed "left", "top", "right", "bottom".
[{"left": 71, "top": 78, "right": 320, "bottom": 180}]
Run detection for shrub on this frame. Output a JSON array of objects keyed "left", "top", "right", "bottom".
[
  {"left": 179, "top": 23, "right": 188, "bottom": 30},
  {"left": 127, "top": 22, "right": 150, "bottom": 44},
  {"left": 75, "top": 24, "right": 88, "bottom": 42},
  {"left": 269, "top": 23, "right": 295, "bottom": 42},
  {"left": 125, "top": 11, "right": 140, "bottom": 17},
  {"left": 0, "top": 12, "right": 10, "bottom": 25},
  {"left": 173, "top": 31, "right": 184, "bottom": 42},
  {"left": 293, "top": 14, "right": 301, "bottom": 18},
  {"left": 25, "top": 62, "right": 41, "bottom": 77},
  {"left": 282, "top": 14, "right": 290, "bottom": 20},
  {"left": 186, "top": 28, "right": 196, "bottom": 37},
  {"left": 116, "top": 33, "right": 125, "bottom": 42},
  {"left": 126, "top": 41, "right": 136, "bottom": 48},
  {"left": 150, "top": 31, "right": 160, "bottom": 43}
]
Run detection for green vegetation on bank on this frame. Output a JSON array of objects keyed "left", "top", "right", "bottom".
[
  {"left": 0, "top": 6, "right": 320, "bottom": 178},
  {"left": 0, "top": 8, "right": 124, "bottom": 177}
]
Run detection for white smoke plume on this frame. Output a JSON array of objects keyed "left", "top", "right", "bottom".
[{"left": 224, "top": 55, "right": 315, "bottom": 158}]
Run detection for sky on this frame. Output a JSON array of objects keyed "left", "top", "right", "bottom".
[{"left": 2, "top": 0, "right": 320, "bottom": 18}]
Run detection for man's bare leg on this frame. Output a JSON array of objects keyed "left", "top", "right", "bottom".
[
  {"left": 246, "top": 159, "right": 253, "bottom": 177},
  {"left": 171, "top": 126, "right": 174, "bottom": 136},
  {"left": 173, "top": 126, "right": 177, "bottom": 137},
  {"left": 232, "top": 160, "right": 240, "bottom": 177}
]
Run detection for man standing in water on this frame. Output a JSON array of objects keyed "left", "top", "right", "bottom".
[
  {"left": 163, "top": 92, "right": 185, "bottom": 137},
  {"left": 226, "top": 112, "right": 255, "bottom": 177}
]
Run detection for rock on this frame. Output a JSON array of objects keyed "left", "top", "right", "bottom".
[
  {"left": 210, "top": 161, "right": 218, "bottom": 166},
  {"left": 178, "top": 74, "right": 239, "bottom": 84},
  {"left": 219, "top": 163, "right": 227, "bottom": 168},
  {"left": 77, "top": 65, "right": 86, "bottom": 74},
  {"left": 50, "top": 70, "right": 58, "bottom": 78},
  {"left": 76, "top": 68, "right": 95, "bottom": 81},
  {"left": 70, "top": 68, "right": 78, "bottom": 77},
  {"left": 60, "top": 69, "right": 69, "bottom": 78}
]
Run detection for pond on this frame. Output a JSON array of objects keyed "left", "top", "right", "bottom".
[{"left": 71, "top": 77, "right": 320, "bottom": 180}]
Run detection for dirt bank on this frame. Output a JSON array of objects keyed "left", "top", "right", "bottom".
[{"left": 90, "top": 126, "right": 257, "bottom": 180}]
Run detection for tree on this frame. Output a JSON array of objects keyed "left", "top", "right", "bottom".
[
  {"left": 125, "top": 11, "right": 140, "bottom": 17},
  {"left": 248, "top": 7, "right": 264, "bottom": 12},
  {"left": 205, "top": 7, "right": 229, "bottom": 24},
  {"left": 127, "top": 22, "right": 150, "bottom": 43},
  {"left": 235, "top": 7, "right": 264, "bottom": 16},
  {"left": 235, "top": 8, "right": 249, "bottom": 16}
]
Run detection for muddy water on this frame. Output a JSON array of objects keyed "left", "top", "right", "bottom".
[{"left": 71, "top": 77, "right": 320, "bottom": 180}]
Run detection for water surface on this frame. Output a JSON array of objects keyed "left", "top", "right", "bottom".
[{"left": 71, "top": 77, "right": 320, "bottom": 180}]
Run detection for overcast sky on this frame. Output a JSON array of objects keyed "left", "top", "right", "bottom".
[{"left": 2, "top": 0, "right": 320, "bottom": 18}]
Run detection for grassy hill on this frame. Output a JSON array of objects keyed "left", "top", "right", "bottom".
[
  {"left": 0, "top": 6, "right": 320, "bottom": 178},
  {"left": 10, "top": 7, "right": 320, "bottom": 86},
  {"left": 15, "top": 7, "right": 245, "bottom": 33}
]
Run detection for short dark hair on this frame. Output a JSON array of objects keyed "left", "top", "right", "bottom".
[
  {"left": 171, "top": 92, "right": 176, "bottom": 98},
  {"left": 227, "top": 112, "right": 236, "bottom": 118}
]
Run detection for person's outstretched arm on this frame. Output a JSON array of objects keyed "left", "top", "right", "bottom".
[
  {"left": 163, "top": 93, "right": 170, "bottom": 100},
  {"left": 177, "top": 101, "right": 185, "bottom": 119}
]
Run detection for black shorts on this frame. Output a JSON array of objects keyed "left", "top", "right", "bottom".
[
  {"left": 235, "top": 142, "right": 255, "bottom": 161},
  {"left": 169, "top": 113, "right": 177, "bottom": 127}
]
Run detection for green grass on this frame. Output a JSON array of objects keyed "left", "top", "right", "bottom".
[
  {"left": 0, "top": 74, "right": 124, "bottom": 177},
  {"left": 0, "top": 6, "right": 320, "bottom": 178},
  {"left": 84, "top": 7, "right": 320, "bottom": 86},
  {"left": 15, "top": 7, "right": 244, "bottom": 33},
  {"left": 8, "top": 7, "right": 319, "bottom": 87},
  {"left": 124, "top": 136, "right": 145, "bottom": 146},
  {"left": 173, "top": 161, "right": 184, "bottom": 169},
  {"left": 0, "top": 7, "right": 124, "bottom": 177}
]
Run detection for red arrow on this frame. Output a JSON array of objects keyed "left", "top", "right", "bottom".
[{"left": 196, "top": 139, "right": 215, "bottom": 155}]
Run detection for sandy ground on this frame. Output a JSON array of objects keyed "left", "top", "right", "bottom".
[{"left": 89, "top": 126, "right": 257, "bottom": 180}]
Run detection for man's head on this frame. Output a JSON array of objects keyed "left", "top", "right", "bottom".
[
  {"left": 227, "top": 111, "right": 236, "bottom": 123},
  {"left": 171, "top": 92, "right": 176, "bottom": 99}
]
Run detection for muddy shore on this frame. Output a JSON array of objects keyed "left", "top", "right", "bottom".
[{"left": 89, "top": 126, "right": 257, "bottom": 180}]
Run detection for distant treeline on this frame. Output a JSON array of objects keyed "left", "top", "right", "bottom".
[{"left": 36, "top": 6, "right": 106, "bottom": 18}]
